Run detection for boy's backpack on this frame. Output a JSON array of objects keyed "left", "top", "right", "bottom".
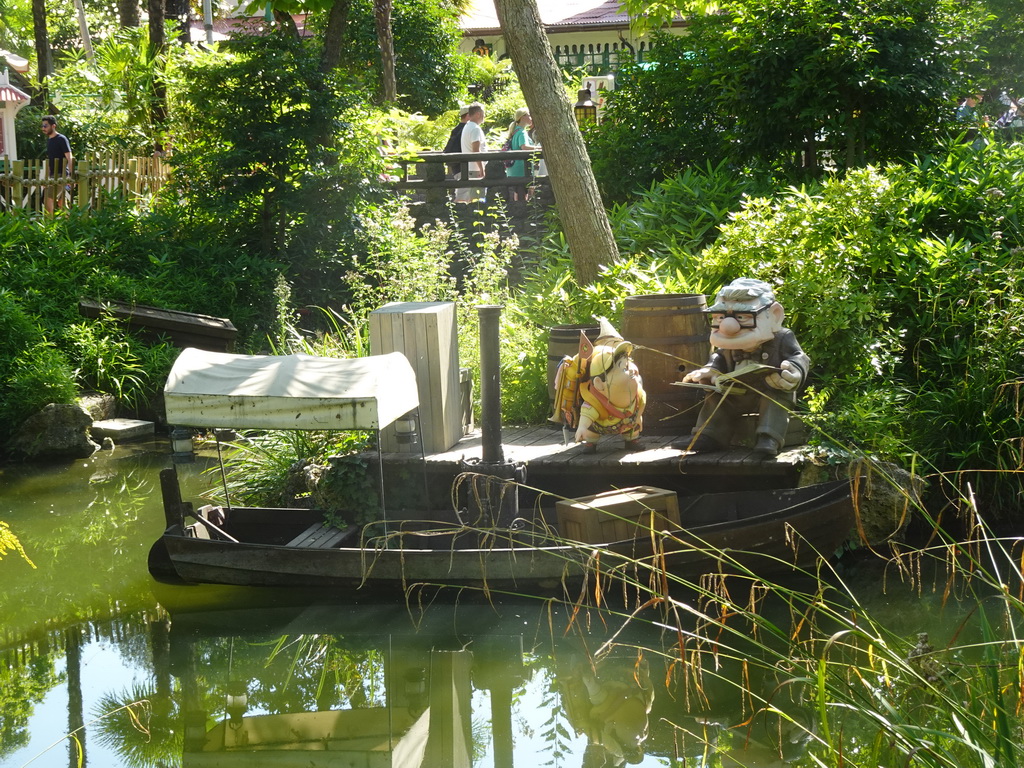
[{"left": 549, "top": 331, "right": 596, "bottom": 428}]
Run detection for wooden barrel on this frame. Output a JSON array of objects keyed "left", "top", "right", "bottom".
[
  {"left": 547, "top": 324, "right": 600, "bottom": 402},
  {"left": 621, "top": 294, "right": 709, "bottom": 435}
]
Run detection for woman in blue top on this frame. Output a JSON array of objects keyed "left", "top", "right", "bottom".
[{"left": 505, "top": 107, "right": 538, "bottom": 200}]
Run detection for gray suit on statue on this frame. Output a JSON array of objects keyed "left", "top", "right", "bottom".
[{"left": 691, "top": 329, "right": 810, "bottom": 448}]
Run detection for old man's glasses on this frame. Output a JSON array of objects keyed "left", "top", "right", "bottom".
[{"left": 707, "top": 305, "right": 770, "bottom": 329}]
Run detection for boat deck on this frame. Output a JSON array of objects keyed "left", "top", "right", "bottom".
[{"left": 371, "top": 424, "right": 809, "bottom": 502}]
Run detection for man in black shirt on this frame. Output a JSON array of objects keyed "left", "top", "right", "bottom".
[
  {"left": 41, "top": 115, "right": 72, "bottom": 213},
  {"left": 443, "top": 105, "right": 470, "bottom": 176}
]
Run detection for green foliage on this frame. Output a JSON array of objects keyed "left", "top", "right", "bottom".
[
  {"left": 0, "top": 202, "right": 284, "bottom": 349},
  {"left": 337, "top": 0, "right": 466, "bottom": 116},
  {"left": 345, "top": 202, "right": 458, "bottom": 317},
  {"left": 587, "top": 33, "right": 734, "bottom": 202},
  {"left": 63, "top": 319, "right": 177, "bottom": 411},
  {"left": 593, "top": 0, "right": 983, "bottom": 198},
  {"left": 0, "top": 293, "right": 78, "bottom": 445},
  {"left": 47, "top": 26, "right": 170, "bottom": 154},
  {"left": 608, "top": 161, "right": 756, "bottom": 259},
  {"left": 166, "top": 33, "right": 385, "bottom": 290},
  {"left": 214, "top": 430, "right": 376, "bottom": 522},
  {"left": 978, "top": 0, "right": 1024, "bottom": 93},
  {"left": 0, "top": 521, "right": 34, "bottom": 567}
]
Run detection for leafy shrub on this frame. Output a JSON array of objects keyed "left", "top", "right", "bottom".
[
  {"left": 586, "top": 32, "right": 734, "bottom": 203},
  {"left": 0, "top": 293, "right": 78, "bottom": 445},
  {"left": 167, "top": 33, "right": 385, "bottom": 297},
  {"left": 609, "top": 161, "right": 757, "bottom": 260},
  {"left": 62, "top": 318, "right": 177, "bottom": 411},
  {"left": 0, "top": 203, "right": 284, "bottom": 351}
]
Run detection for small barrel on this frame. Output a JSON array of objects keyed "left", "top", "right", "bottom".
[
  {"left": 622, "top": 294, "right": 709, "bottom": 435},
  {"left": 547, "top": 324, "right": 600, "bottom": 402}
]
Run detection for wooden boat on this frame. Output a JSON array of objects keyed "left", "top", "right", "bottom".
[
  {"left": 149, "top": 348, "right": 856, "bottom": 596},
  {"left": 151, "top": 464, "right": 855, "bottom": 595}
]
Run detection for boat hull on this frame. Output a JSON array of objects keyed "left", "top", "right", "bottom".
[{"left": 153, "top": 481, "right": 856, "bottom": 597}]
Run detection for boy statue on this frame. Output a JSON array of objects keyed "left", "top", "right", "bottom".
[
  {"left": 550, "top": 318, "right": 646, "bottom": 453},
  {"left": 676, "top": 278, "right": 809, "bottom": 457},
  {"left": 575, "top": 338, "right": 646, "bottom": 453}
]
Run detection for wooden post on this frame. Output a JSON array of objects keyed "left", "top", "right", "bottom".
[
  {"left": 77, "top": 159, "right": 90, "bottom": 210},
  {"left": 423, "top": 155, "right": 446, "bottom": 204},
  {"left": 12, "top": 159, "right": 23, "bottom": 210},
  {"left": 128, "top": 156, "right": 140, "bottom": 200}
]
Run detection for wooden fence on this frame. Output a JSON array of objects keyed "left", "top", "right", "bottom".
[{"left": 0, "top": 152, "right": 170, "bottom": 215}]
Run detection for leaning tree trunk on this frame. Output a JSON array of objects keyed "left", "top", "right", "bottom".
[
  {"left": 321, "top": 0, "right": 353, "bottom": 73},
  {"left": 32, "top": 0, "right": 52, "bottom": 105},
  {"left": 118, "top": 0, "right": 140, "bottom": 27},
  {"left": 493, "top": 0, "right": 616, "bottom": 286},
  {"left": 274, "top": 8, "right": 301, "bottom": 40},
  {"left": 373, "top": 0, "right": 397, "bottom": 103}
]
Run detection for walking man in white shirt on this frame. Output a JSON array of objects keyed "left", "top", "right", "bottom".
[{"left": 456, "top": 102, "right": 487, "bottom": 203}]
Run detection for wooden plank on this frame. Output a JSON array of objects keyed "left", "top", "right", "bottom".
[
  {"left": 79, "top": 299, "right": 236, "bottom": 339},
  {"left": 436, "top": 303, "right": 463, "bottom": 450},
  {"left": 78, "top": 298, "right": 237, "bottom": 352},
  {"left": 412, "top": 307, "right": 438, "bottom": 449},
  {"left": 286, "top": 523, "right": 357, "bottom": 549}
]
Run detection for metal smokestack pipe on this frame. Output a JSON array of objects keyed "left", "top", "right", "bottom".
[{"left": 478, "top": 305, "right": 505, "bottom": 465}]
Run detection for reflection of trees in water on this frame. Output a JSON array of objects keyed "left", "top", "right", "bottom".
[
  {"left": 191, "top": 634, "right": 386, "bottom": 716},
  {"left": 3, "top": 467, "right": 157, "bottom": 644},
  {"left": 0, "top": 644, "right": 63, "bottom": 759},
  {"left": 93, "top": 617, "right": 181, "bottom": 768},
  {"left": 0, "top": 610, "right": 169, "bottom": 767},
  {"left": 92, "top": 684, "right": 177, "bottom": 768}
]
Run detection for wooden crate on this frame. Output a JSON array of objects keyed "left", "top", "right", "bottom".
[
  {"left": 556, "top": 486, "right": 681, "bottom": 544},
  {"left": 370, "top": 301, "right": 462, "bottom": 453}
]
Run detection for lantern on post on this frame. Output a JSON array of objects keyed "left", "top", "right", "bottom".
[
  {"left": 0, "top": 69, "right": 31, "bottom": 161},
  {"left": 573, "top": 89, "right": 597, "bottom": 125}
]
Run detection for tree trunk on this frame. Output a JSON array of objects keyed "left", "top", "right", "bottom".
[
  {"left": 373, "top": 0, "right": 397, "bottom": 103},
  {"left": 148, "top": 0, "right": 168, "bottom": 131},
  {"left": 65, "top": 627, "right": 86, "bottom": 768},
  {"left": 119, "top": 0, "right": 140, "bottom": 27},
  {"left": 148, "top": 0, "right": 165, "bottom": 53},
  {"left": 321, "top": 0, "right": 353, "bottom": 73},
  {"left": 32, "top": 0, "right": 52, "bottom": 100},
  {"left": 274, "top": 9, "right": 301, "bottom": 41},
  {"left": 493, "top": 0, "right": 615, "bottom": 286}
]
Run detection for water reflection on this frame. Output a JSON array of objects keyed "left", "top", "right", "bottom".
[{"left": 160, "top": 598, "right": 665, "bottom": 768}]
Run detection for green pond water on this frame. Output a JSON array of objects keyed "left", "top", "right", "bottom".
[{"left": 0, "top": 440, "right": 980, "bottom": 768}]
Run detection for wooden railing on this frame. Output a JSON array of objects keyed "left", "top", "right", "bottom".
[
  {"left": 387, "top": 149, "right": 548, "bottom": 198},
  {"left": 0, "top": 152, "right": 170, "bottom": 214}
]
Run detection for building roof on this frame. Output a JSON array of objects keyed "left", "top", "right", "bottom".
[
  {"left": 0, "top": 84, "right": 29, "bottom": 103},
  {"left": 462, "top": 0, "right": 631, "bottom": 35},
  {"left": 0, "top": 69, "right": 30, "bottom": 103}
]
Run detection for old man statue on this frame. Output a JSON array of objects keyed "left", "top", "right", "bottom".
[{"left": 676, "top": 278, "right": 809, "bottom": 457}]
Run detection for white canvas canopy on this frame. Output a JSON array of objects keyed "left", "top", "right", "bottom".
[{"left": 164, "top": 348, "right": 419, "bottom": 431}]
